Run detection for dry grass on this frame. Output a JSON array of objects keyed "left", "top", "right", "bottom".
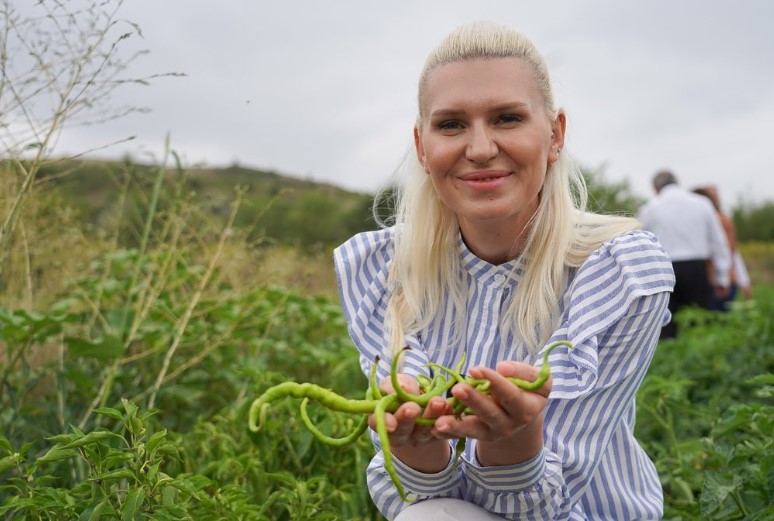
[
  {"left": 1, "top": 165, "right": 113, "bottom": 310},
  {"left": 217, "top": 243, "right": 339, "bottom": 301}
]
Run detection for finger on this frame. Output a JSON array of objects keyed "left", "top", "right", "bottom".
[
  {"left": 472, "top": 366, "right": 550, "bottom": 420},
  {"left": 433, "top": 410, "right": 490, "bottom": 440},
  {"left": 412, "top": 396, "right": 452, "bottom": 440},
  {"left": 390, "top": 401, "right": 422, "bottom": 439},
  {"left": 495, "top": 362, "right": 553, "bottom": 397},
  {"left": 379, "top": 373, "right": 421, "bottom": 396},
  {"left": 368, "top": 411, "right": 398, "bottom": 433},
  {"left": 448, "top": 377, "right": 509, "bottom": 431},
  {"left": 420, "top": 396, "right": 451, "bottom": 418},
  {"left": 494, "top": 361, "right": 540, "bottom": 381}
]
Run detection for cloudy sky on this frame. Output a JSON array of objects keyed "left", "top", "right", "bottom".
[{"left": 19, "top": 0, "right": 774, "bottom": 209}]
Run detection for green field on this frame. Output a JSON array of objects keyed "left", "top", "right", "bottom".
[{"left": 1, "top": 159, "right": 772, "bottom": 520}]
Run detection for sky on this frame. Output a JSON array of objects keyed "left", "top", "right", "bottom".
[{"left": 12, "top": 0, "right": 774, "bottom": 210}]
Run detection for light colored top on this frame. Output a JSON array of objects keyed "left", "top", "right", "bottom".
[
  {"left": 734, "top": 250, "right": 751, "bottom": 288},
  {"left": 637, "top": 184, "right": 732, "bottom": 286},
  {"left": 334, "top": 227, "right": 675, "bottom": 521}
]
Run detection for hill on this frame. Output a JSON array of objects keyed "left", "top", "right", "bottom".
[{"left": 35, "top": 158, "right": 378, "bottom": 250}]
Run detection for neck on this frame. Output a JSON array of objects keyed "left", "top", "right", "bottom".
[{"left": 459, "top": 219, "right": 531, "bottom": 265}]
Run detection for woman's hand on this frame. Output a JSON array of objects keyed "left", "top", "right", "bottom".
[
  {"left": 432, "top": 360, "right": 552, "bottom": 467},
  {"left": 369, "top": 373, "right": 453, "bottom": 473}
]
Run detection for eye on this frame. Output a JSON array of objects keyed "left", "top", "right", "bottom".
[
  {"left": 438, "top": 120, "right": 463, "bottom": 131},
  {"left": 496, "top": 113, "right": 521, "bottom": 124}
]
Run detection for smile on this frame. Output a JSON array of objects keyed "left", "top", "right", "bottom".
[{"left": 460, "top": 170, "right": 511, "bottom": 182}]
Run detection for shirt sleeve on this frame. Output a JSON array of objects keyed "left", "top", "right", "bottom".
[
  {"left": 456, "top": 231, "right": 675, "bottom": 520},
  {"left": 334, "top": 226, "right": 448, "bottom": 379},
  {"left": 734, "top": 251, "right": 750, "bottom": 287},
  {"left": 334, "top": 228, "right": 396, "bottom": 364},
  {"left": 334, "top": 228, "right": 464, "bottom": 519},
  {"left": 704, "top": 202, "right": 732, "bottom": 287}
]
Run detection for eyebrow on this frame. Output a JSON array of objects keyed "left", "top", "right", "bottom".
[{"left": 429, "top": 102, "right": 531, "bottom": 119}]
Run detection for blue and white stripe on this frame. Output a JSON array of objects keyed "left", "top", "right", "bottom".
[{"left": 333, "top": 228, "right": 675, "bottom": 521}]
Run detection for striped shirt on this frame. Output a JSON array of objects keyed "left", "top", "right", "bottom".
[{"left": 334, "top": 227, "right": 675, "bottom": 521}]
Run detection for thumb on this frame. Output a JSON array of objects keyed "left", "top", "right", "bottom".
[{"left": 496, "top": 360, "right": 541, "bottom": 381}]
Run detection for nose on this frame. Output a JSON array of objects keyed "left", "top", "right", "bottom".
[{"left": 465, "top": 124, "right": 498, "bottom": 163}]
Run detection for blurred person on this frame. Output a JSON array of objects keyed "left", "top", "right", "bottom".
[
  {"left": 637, "top": 170, "right": 731, "bottom": 338},
  {"left": 734, "top": 250, "right": 753, "bottom": 300},
  {"left": 334, "top": 21, "right": 674, "bottom": 520},
  {"left": 693, "top": 185, "right": 738, "bottom": 310}
]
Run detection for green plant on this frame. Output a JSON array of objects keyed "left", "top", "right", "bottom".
[
  {"left": 0, "top": 268, "right": 383, "bottom": 519},
  {"left": 636, "top": 287, "right": 774, "bottom": 520}
]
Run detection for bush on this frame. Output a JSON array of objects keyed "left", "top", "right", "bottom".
[{"left": 636, "top": 287, "right": 774, "bottom": 520}]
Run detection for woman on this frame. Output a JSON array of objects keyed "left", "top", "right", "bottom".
[
  {"left": 693, "top": 185, "right": 738, "bottom": 310},
  {"left": 334, "top": 21, "right": 674, "bottom": 520}
]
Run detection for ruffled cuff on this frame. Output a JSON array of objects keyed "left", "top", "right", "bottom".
[
  {"left": 464, "top": 445, "right": 546, "bottom": 492},
  {"left": 390, "top": 445, "right": 461, "bottom": 496}
]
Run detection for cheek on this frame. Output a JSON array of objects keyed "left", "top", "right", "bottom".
[{"left": 424, "top": 147, "right": 452, "bottom": 174}]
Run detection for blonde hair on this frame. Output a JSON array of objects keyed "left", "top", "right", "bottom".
[{"left": 379, "top": 22, "right": 640, "bottom": 355}]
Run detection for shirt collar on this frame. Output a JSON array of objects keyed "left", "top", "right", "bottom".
[{"left": 457, "top": 232, "right": 523, "bottom": 289}]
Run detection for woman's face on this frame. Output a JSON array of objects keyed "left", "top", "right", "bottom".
[{"left": 415, "top": 57, "right": 565, "bottom": 242}]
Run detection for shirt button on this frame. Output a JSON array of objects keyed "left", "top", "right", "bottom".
[{"left": 493, "top": 274, "right": 506, "bottom": 285}]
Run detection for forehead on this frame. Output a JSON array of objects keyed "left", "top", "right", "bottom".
[{"left": 421, "top": 57, "right": 543, "bottom": 113}]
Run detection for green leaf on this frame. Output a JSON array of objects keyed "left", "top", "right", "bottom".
[
  {"left": 102, "top": 451, "right": 134, "bottom": 469},
  {"left": 700, "top": 472, "right": 743, "bottom": 515},
  {"left": 61, "top": 431, "right": 119, "bottom": 449},
  {"left": 129, "top": 417, "right": 145, "bottom": 437},
  {"left": 146, "top": 429, "right": 168, "bottom": 456},
  {"left": 0, "top": 453, "right": 21, "bottom": 474},
  {"left": 65, "top": 334, "right": 125, "bottom": 361},
  {"left": 748, "top": 373, "right": 774, "bottom": 385},
  {"left": 154, "top": 443, "right": 179, "bottom": 459},
  {"left": 0, "top": 435, "right": 13, "bottom": 453},
  {"left": 161, "top": 485, "right": 178, "bottom": 506},
  {"left": 146, "top": 461, "right": 161, "bottom": 483},
  {"left": 81, "top": 498, "right": 114, "bottom": 521},
  {"left": 121, "top": 398, "right": 139, "bottom": 417},
  {"left": 94, "top": 406, "right": 125, "bottom": 421},
  {"left": 97, "top": 468, "right": 136, "bottom": 482},
  {"left": 109, "top": 307, "right": 135, "bottom": 339},
  {"left": 121, "top": 487, "right": 145, "bottom": 520},
  {"left": 36, "top": 446, "right": 79, "bottom": 463},
  {"left": 46, "top": 433, "right": 78, "bottom": 445}
]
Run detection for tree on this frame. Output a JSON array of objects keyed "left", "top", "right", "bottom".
[
  {"left": 581, "top": 164, "right": 644, "bottom": 217},
  {"left": 733, "top": 201, "right": 774, "bottom": 242}
]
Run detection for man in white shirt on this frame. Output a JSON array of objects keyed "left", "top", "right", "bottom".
[{"left": 637, "top": 170, "right": 732, "bottom": 338}]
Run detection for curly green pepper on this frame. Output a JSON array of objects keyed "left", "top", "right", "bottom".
[{"left": 248, "top": 340, "right": 571, "bottom": 502}]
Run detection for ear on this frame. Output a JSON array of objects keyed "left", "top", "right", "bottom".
[
  {"left": 548, "top": 111, "right": 567, "bottom": 164},
  {"left": 413, "top": 126, "right": 427, "bottom": 171}
]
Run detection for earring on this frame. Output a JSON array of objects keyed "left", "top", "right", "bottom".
[{"left": 556, "top": 148, "right": 562, "bottom": 156}]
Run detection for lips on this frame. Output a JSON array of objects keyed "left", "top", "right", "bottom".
[{"left": 459, "top": 170, "right": 511, "bottom": 182}]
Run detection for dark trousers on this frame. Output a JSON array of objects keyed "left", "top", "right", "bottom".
[
  {"left": 709, "top": 283, "right": 737, "bottom": 312},
  {"left": 662, "top": 259, "right": 710, "bottom": 339}
]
